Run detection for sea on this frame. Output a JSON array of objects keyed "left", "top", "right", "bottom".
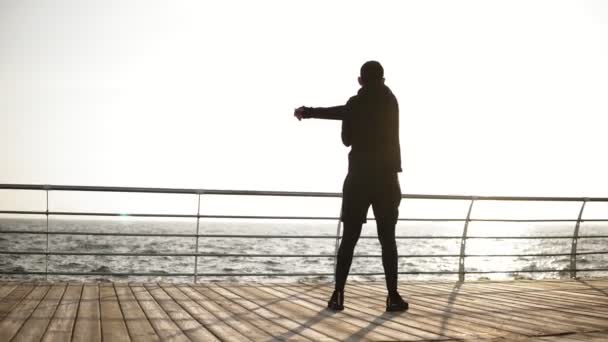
[{"left": 1, "top": 218, "right": 606, "bottom": 283}]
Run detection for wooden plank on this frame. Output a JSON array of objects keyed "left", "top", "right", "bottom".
[
  {"left": 145, "top": 283, "right": 220, "bottom": 341},
  {"left": 188, "top": 283, "right": 282, "bottom": 341},
  {"left": 130, "top": 283, "right": 190, "bottom": 342},
  {"left": 442, "top": 282, "right": 608, "bottom": 321},
  {"left": 99, "top": 283, "right": 131, "bottom": 342},
  {"left": 281, "top": 283, "right": 440, "bottom": 341},
  {"left": 290, "top": 284, "right": 496, "bottom": 339},
  {"left": 171, "top": 283, "right": 252, "bottom": 341},
  {"left": 212, "top": 283, "right": 323, "bottom": 341},
  {"left": 0, "top": 279, "right": 606, "bottom": 342},
  {"left": 242, "top": 283, "right": 401, "bottom": 341},
  {"left": 452, "top": 282, "right": 608, "bottom": 315},
  {"left": 339, "top": 282, "right": 518, "bottom": 338},
  {"left": 72, "top": 284, "right": 101, "bottom": 342},
  {"left": 281, "top": 282, "right": 501, "bottom": 340},
  {"left": 160, "top": 284, "right": 238, "bottom": 341},
  {"left": 0, "top": 282, "right": 18, "bottom": 301},
  {"left": 0, "top": 283, "right": 51, "bottom": 341},
  {"left": 42, "top": 283, "right": 83, "bottom": 342},
  {"left": 202, "top": 283, "right": 317, "bottom": 341},
  {"left": 224, "top": 284, "right": 349, "bottom": 341},
  {"left": 388, "top": 281, "right": 608, "bottom": 335},
  {"left": 12, "top": 283, "right": 67, "bottom": 342},
  {"left": 114, "top": 284, "right": 159, "bottom": 342},
  {"left": 385, "top": 281, "right": 598, "bottom": 335},
  {"left": 478, "top": 281, "right": 608, "bottom": 303},
  {"left": 413, "top": 282, "right": 607, "bottom": 335},
  {"left": 353, "top": 282, "right": 545, "bottom": 336},
  {"left": 0, "top": 282, "right": 36, "bottom": 320}
]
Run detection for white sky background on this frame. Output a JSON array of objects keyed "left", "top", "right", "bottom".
[{"left": 1, "top": 0, "right": 608, "bottom": 214}]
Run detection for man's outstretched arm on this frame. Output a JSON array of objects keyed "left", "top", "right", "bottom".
[{"left": 294, "top": 105, "right": 348, "bottom": 121}]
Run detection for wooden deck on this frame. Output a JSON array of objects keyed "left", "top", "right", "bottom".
[{"left": 0, "top": 278, "right": 607, "bottom": 341}]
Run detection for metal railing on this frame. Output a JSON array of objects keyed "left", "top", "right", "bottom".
[{"left": 1, "top": 184, "right": 608, "bottom": 282}]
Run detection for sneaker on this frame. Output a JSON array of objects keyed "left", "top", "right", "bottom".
[
  {"left": 386, "top": 292, "right": 408, "bottom": 312},
  {"left": 327, "top": 290, "right": 344, "bottom": 311}
]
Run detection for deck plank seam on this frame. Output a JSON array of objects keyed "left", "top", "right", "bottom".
[
  {"left": 39, "top": 283, "right": 68, "bottom": 341},
  {"left": 166, "top": 284, "right": 228, "bottom": 340},
  {"left": 113, "top": 283, "right": 134, "bottom": 342},
  {"left": 236, "top": 284, "right": 349, "bottom": 341},
  {"left": 174, "top": 283, "right": 240, "bottom": 341},
  {"left": 0, "top": 283, "right": 36, "bottom": 321},
  {"left": 155, "top": 282, "right": 225, "bottom": 341},
  {"left": 411, "top": 282, "right": 608, "bottom": 309},
  {"left": 270, "top": 283, "right": 421, "bottom": 340},
  {"left": 381, "top": 282, "right": 593, "bottom": 334},
  {"left": 412, "top": 283, "right": 608, "bottom": 331},
  {"left": 276, "top": 283, "right": 474, "bottom": 340},
  {"left": 400, "top": 288, "right": 600, "bottom": 334},
  {"left": 440, "top": 287, "right": 608, "bottom": 322},
  {"left": 528, "top": 328, "right": 608, "bottom": 339},
  {"left": 278, "top": 286, "right": 440, "bottom": 339},
  {"left": 144, "top": 283, "right": 195, "bottom": 341},
  {"left": 8, "top": 283, "right": 52, "bottom": 342},
  {"left": 215, "top": 283, "right": 335, "bottom": 341},
  {"left": 68, "top": 283, "right": 84, "bottom": 342},
  {"left": 157, "top": 283, "right": 223, "bottom": 341},
  {"left": 442, "top": 282, "right": 608, "bottom": 310},
  {"left": 256, "top": 284, "right": 403, "bottom": 341},
  {"left": 187, "top": 283, "right": 265, "bottom": 341},
  {"left": 97, "top": 284, "right": 104, "bottom": 342},
  {"left": 203, "top": 283, "right": 312, "bottom": 341},
  {"left": 334, "top": 283, "right": 499, "bottom": 337},
  {"left": 351, "top": 282, "right": 526, "bottom": 337},
  {"left": 128, "top": 283, "right": 164, "bottom": 341},
  {"left": 0, "top": 284, "right": 19, "bottom": 303},
  {"left": 142, "top": 283, "right": 191, "bottom": 342},
  {"left": 222, "top": 284, "right": 340, "bottom": 341}
]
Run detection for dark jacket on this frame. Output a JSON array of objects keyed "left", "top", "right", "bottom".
[{"left": 303, "top": 83, "right": 402, "bottom": 174}]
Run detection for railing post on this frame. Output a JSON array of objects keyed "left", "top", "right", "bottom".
[
  {"left": 332, "top": 207, "right": 343, "bottom": 282},
  {"left": 570, "top": 199, "right": 587, "bottom": 279},
  {"left": 458, "top": 199, "right": 475, "bottom": 282},
  {"left": 194, "top": 192, "right": 202, "bottom": 283},
  {"left": 44, "top": 186, "right": 50, "bottom": 280}
]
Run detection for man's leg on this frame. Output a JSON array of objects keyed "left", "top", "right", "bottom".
[
  {"left": 328, "top": 172, "right": 369, "bottom": 311},
  {"left": 376, "top": 220, "right": 398, "bottom": 294},
  {"left": 335, "top": 221, "right": 363, "bottom": 291},
  {"left": 371, "top": 172, "right": 406, "bottom": 310},
  {"left": 376, "top": 218, "right": 408, "bottom": 312}
]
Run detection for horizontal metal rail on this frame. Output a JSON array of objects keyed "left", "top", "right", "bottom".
[
  {"left": 2, "top": 230, "right": 608, "bottom": 240},
  {"left": 3, "top": 183, "right": 608, "bottom": 201},
  {"left": 3, "top": 230, "right": 608, "bottom": 242},
  {"left": 2, "top": 250, "right": 607, "bottom": 257},
  {"left": 1, "top": 183, "right": 607, "bottom": 281},
  {"left": 3, "top": 269, "right": 608, "bottom": 278},
  {"left": 4, "top": 210, "right": 608, "bottom": 223}
]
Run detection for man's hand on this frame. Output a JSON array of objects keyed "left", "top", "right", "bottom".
[{"left": 294, "top": 106, "right": 306, "bottom": 121}]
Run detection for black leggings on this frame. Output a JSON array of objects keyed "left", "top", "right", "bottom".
[{"left": 335, "top": 220, "right": 398, "bottom": 294}]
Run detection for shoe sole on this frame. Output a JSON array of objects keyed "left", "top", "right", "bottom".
[{"left": 386, "top": 305, "right": 409, "bottom": 312}]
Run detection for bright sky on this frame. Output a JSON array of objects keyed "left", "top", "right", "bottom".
[{"left": 2, "top": 0, "right": 608, "bottom": 202}]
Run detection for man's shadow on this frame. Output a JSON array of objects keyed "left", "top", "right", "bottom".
[
  {"left": 273, "top": 308, "right": 339, "bottom": 341},
  {"left": 347, "top": 281, "right": 463, "bottom": 339}
]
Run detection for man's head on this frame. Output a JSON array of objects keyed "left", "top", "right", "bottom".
[{"left": 358, "top": 60, "right": 384, "bottom": 86}]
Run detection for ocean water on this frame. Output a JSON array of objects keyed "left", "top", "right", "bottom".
[{"left": 1, "top": 217, "right": 606, "bottom": 283}]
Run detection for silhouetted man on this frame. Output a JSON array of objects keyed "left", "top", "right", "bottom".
[{"left": 294, "top": 61, "right": 408, "bottom": 312}]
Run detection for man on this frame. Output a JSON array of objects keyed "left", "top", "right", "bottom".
[{"left": 294, "top": 61, "right": 408, "bottom": 312}]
